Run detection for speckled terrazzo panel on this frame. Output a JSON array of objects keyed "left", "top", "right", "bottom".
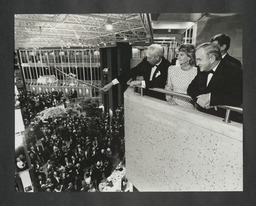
[{"left": 124, "top": 94, "right": 243, "bottom": 191}]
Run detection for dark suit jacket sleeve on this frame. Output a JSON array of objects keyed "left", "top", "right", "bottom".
[
  {"left": 187, "top": 72, "right": 203, "bottom": 102},
  {"left": 116, "top": 58, "right": 147, "bottom": 85}
]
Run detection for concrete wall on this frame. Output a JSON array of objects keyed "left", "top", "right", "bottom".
[
  {"left": 124, "top": 88, "right": 243, "bottom": 191},
  {"left": 195, "top": 14, "right": 242, "bottom": 62}
]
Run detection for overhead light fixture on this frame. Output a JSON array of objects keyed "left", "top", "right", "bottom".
[{"left": 105, "top": 19, "right": 113, "bottom": 31}]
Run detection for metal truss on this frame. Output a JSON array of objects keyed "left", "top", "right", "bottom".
[{"left": 15, "top": 14, "right": 151, "bottom": 49}]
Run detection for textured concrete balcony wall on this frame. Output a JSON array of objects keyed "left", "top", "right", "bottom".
[{"left": 124, "top": 88, "right": 243, "bottom": 191}]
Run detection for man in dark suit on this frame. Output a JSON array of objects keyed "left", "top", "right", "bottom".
[
  {"left": 100, "top": 44, "right": 171, "bottom": 100},
  {"left": 187, "top": 42, "right": 243, "bottom": 119},
  {"left": 210, "top": 33, "right": 242, "bottom": 69}
]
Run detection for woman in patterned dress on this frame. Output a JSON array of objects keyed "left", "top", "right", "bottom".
[{"left": 165, "top": 44, "right": 198, "bottom": 108}]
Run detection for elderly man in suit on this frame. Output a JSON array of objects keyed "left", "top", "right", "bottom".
[
  {"left": 100, "top": 44, "right": 171, "bottom": 100},
  {"left": 187, "top": 42, "right": 243, "bottom": 119},
  {"left": 210, "top": 33, "right": 242, "bottom": 69}
]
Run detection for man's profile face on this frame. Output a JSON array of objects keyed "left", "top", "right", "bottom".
[
  {"left": 196, "top": 48, "right": 212, "bottom": 72},
  {"left": 146, "top": 50, "right": 159, "bottom": 66},
  {"left": 212, "top": 40, "right": 225, "bottom": 55}
]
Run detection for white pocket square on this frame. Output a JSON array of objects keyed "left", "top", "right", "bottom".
[{"left": 155, "top": 71, "right": 161, "bottom": 78}]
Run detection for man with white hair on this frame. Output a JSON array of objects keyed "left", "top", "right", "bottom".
[{"left": 100, "top": 44, "right": 171, "bottom": 100}]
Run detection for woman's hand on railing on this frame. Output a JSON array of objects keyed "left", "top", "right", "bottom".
[
  {"left": 165, "top": 84, "right": 173, "bottom": 91},
  {"left": 165, "top": 84, "right": 173, "bottom": 102}
]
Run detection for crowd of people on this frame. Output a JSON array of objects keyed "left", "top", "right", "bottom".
[
  {"left": 16, "top": 88, "right": 125, "bottom": 192},
  {"left": 16, "top": 89, "right": 81, "bottom": 127}
]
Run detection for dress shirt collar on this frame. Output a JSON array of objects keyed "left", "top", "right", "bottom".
[
  {"left": 211, "top": 61, "right": 220, "bottom": 73},
  {"left": 222, "top": 53, "right": 227, "bottom": 59}
]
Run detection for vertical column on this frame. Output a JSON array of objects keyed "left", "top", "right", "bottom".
[
  {"left": 46, "top": 51, "right": 50, "bottom": 75},
  {"left": 74, "top": 50, "right": 78, "bottom": 77},
  {"left": 86, "top": 51, "right": 89, "bottom": 82},
  {"left": 19, "top": 50, "right": 27, "bottom": 90},
  {"left": 39, "top": 50, "right": 43, "bottom": 77},
  {"left": 34, "top": 51, "right": 38, "bottom": 80},
  {"left": 19, "top": 50, "right": 25, "bottom": 80},
  {"left": 67, "top": 50, "right": 71, "bottom": 74},
  {"left": 60, "top": 50, "right": 64, "bottom": 83},
  {"left": 89, "top": 49, "right": 93, "bottom": 86},
  {"left": 82, "top": 49, "right": 85, "bottom": 81},
  {"left": 25, "top": 50, "right": 32, "bottom": 83},
  {"left": 53, "top": 50, "right": 57, "bottom": 77}
]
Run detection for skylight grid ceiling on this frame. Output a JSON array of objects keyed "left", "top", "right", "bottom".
[{"left": 15, "top": 14, "right": 150, "bottom": 49}]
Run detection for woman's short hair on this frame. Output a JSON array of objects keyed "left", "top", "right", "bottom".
[
  {"left": 179, "top": 44, "right": 196, "bottom": 66},
  {"left": 196, "top": 42, "right": 222, "bottom": 61}
]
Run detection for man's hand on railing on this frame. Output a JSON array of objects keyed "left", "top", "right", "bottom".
[
  {"left": 196, "top": 94, "right": 211, "bottom": 109},
  {"left": 100, "top": 82, "right": 113, "bottom": 92},
  {"left": 129, "top": 81, "right": 142, "bottom": 87}
]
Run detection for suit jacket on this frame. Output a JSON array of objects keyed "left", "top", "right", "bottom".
[
  {"left": 117, "top": 57, "right": 171, "bottom": 100},
  {"left": 223, "top": 53, "right": 242, "bottom": 69},
  {"left": 187, "top": 60, "right": 243, "bottom": 118}
]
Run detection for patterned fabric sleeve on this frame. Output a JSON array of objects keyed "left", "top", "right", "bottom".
[{"left": 165, "top": 66, "right": 176, "bottom": 104}]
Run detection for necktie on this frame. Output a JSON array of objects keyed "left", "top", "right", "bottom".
[
  {"left": 152, "top": 65, "right": 159, "bottom": 79},
  {"left": 149, "top": 66, "right": 157, "bottom": 81}
]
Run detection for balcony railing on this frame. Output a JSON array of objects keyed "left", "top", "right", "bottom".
[{"left": 133, "top": 87, "right": 243, "bottom": 123}]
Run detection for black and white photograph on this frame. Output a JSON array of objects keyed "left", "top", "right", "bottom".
[{"left": 14, "top": 13, "right": 243, "bottom": 193}]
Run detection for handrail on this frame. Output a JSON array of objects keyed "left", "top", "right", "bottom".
[
  {"left": 217, "top": 105, "right": 243, "bottom": 114},
  {"left": 133, "top": 86, "right": 243, "bottom": 123},
  {"left": 150, "top": 88, "right": 193, "bottom": 100}
]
